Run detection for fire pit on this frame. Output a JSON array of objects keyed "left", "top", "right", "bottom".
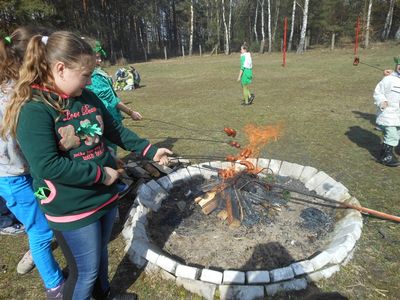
[{"left": 122, "top": 158, "right": 363, "bottom": 299}]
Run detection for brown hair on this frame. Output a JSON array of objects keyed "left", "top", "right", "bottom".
[
  {"left": 241, "top": 42, "right": 248, "bottom": 51},
  {"left": 0, "top": 26, "right": 51, "bottom": 84},
  {"left": 1, "top": 31, "right": 95, "bottom": 139}
]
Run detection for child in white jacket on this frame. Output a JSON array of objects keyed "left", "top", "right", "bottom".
[{"left": 373, "top": 56, "right": 400, "bottom": 167}]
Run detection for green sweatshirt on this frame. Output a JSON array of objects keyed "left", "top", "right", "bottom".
[{"left": 16, "top": 88, "right": 157, "bottom": 231}]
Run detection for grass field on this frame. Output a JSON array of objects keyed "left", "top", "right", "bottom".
[{"left": 0, "top": 44, "right": 399, "bottom": 299}]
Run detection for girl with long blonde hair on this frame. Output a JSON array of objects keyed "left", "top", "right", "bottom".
[{"left": 2, "top": 30, "right": 171, "bottom": 300}]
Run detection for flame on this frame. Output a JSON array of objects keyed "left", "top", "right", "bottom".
[
  {"left": 242, "top": 123, "right": 282, "bottom": 157},
  {"left": 218, "top": 167, "right": 237, "bottom": 179}
]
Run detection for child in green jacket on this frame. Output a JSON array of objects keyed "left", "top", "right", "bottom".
[{"left": 2, "top": 31, "right": 171, "bottom": 299}]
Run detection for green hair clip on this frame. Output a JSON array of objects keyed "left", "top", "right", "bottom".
[
  {"left": 94, "top": 41, "right": 107, "bottom": 58},
  {"left": 34, "top": 187, "right": 51, "bottom": 200},
  {"left": 4, "top": 36, "right": 11, "bottom": 45},
  {"left": 394, "top": 56, "right": 400, "bottom": 65}
]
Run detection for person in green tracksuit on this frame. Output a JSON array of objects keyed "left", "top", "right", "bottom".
[{"left": 237, "top": 43, "right": 254, "bottom": 105}]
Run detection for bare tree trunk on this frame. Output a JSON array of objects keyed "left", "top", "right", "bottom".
[
  {"left": 228, "top": 0, "right": 232, "bottom": 47},
  {"left": 365, "top": 0, "right": 372, "bottom": 48},
  {"left": 382, "top": 0, "right": 395, "bottom": 41},
  {"left": 259, "top": 0, "right": 265, "bottom": 53},
  {"left": 272, "top": 0, "right": 281, "bottom": 44},
  {"left": 189, "top": 0, "right": 194, "bottom": 56},
  {"left": 395, "top": 26, "right": 400, "bottom": 40},
  {"left": 222, "top": 0, "right": 230, "bottom": 54},
  {"left": 288, "top": 0, "right": 296, "bottom": 51},
  {"left": 297, "top": 0, "right": 309, "bottom": 54},
  {"left": 267, "top": 0, "right": 272, "bottom": 53},
  {"left": 254, "top": 0, "right": 259, "bottom": 43},
  {"left": 216, "top": 0, "right": 220, "bottom": 51}
]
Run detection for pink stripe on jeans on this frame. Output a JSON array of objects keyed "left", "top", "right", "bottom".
[{"left": 45, "top": 194, "right": 119, "bottom": 223}]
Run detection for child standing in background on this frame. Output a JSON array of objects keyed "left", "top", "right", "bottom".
[
  {"left": 1, "top": 31, "right": 171, "bottom": 299},
  {"left": 0, "top": 27, "right": 64, "bottom": 299},
  {"left": 373, "top": 55, "right": 400, "bottom": 167},
  {"left": 237, "top": 43, "right": 254, "bottom": 105},
  {"left": 87, "top": 48, "right": 142, "bottom": 154}
]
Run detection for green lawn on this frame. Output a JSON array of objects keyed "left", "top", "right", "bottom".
[{"left": 1, "top": 44, "right": 399, "bottom": 299}]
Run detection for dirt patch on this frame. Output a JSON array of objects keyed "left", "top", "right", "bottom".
[{"left": 147, "top": 173, "right": 336, "bottom": 270}]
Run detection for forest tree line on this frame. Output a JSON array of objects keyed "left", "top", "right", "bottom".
[{"left": 0, "top": 0, "right": 399, "bottom": 62}]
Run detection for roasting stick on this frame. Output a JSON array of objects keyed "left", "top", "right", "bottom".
[{"left": 272, "top": 184, "right": 400, "bottom": 223}]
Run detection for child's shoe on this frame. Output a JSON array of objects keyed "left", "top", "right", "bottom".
[
  {"left": 46, "top": 280, "right": 64, "bottom": 300},
  {"left": 248, "top": 94, "right": 255, "bottom": 104},
  {"left": 0, "top": 223, "right": 25, "bottom": 236},
  {"left": 17, "top": 250, "right": 35, "bottom": 274}
]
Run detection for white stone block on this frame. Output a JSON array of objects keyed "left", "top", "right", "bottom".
[
  {"left": 309, "top": 251, "right": 333, "bottom": 270},
  {"left": 268, "top": 159, "right": 282, "bottom": 175},
  {"left": 168, "top": 168, "right": 190, "bottom": 184},
  {"left": 305, "top": 171, "right": 329, "bottom": 191},
  {"left": 256, "top": 158, "right": 270, "bottom": 173},
  {"left": 335, "top": 213, "right": 363, "bottom": 229},
  {"left": 328, "top": 234, "right": 356, "bottom": 252},
  {"left": 324, "top": 182, "right": 348, "bottom": 201},
  {"left": 219, "top": 285, "right": 264, "bottom": 300},
  {"left": 279, "top": 161, "right": 304, "bottom": 179},
  {"left": 221, "top": 161, "right": 235, "bottom": 169},
  {"left": 176, "top": 277, "right": 217, "bottom": 300},
  {"left": 334, "top": 223, "right": 362, "bottom": 241},
  {"left": 131, "top": 221, "right": 148, "bottom": 241},
  {"left": 200, "top": 269, "right": 223, "bottom": 284},
  {"left": 299, "top": 166, "right": 318, "bottom": 184},
  {"left": 270, "top": 266, "right": 294, "bottom": 282},
  {"left": 198, "top": 163, "right": 218, "bottom": 179},
  {"left": 265, "top": 278, "right": 307, "bottom": 296},
  {"left": 291, "top": 260, "right": 315, "bottom": 276},
  {"left": 209, "top": 161, "right": 223, "bottom": 170},
  {"left": 307, "top": 265, "right": 340, "bottom": 282},
  {"left": 222, "top": 270, "right": 245, "bottom": 284},
  {"left": 175, "top": 264, "right": 200, "bottom": 280},
  {"left": 326, "top": 245, "right": 349, "bottom": 264},
  {"left": 155, "top": 255, "right": 178, "bottom": 274},
  {"left": 146, "top": 179, "right": 166, "bottom": 194},
  {"left": 131, "top": 204, "right": 149, "bottom": 225},
  {"left": 246, "top": 270, "right": 270, "bottom": 284},
  {"left": 314, "top": 176, "right": 337, "bottom": 196},
  {"left": 143, "top": 244, "right": 162, "bottom": 264},
  {"left": 187, "top": 165, "right": 202, "bottom": 178},
  {"left": 130, "top": 239, "right": 150, "bottom": 257},
  {"left": 157, "top": 176, "right": 173, "bottom": 191}
]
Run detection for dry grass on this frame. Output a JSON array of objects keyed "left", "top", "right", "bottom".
[{"left": 1, "top": 44, "right": 400, "bottom": 299}]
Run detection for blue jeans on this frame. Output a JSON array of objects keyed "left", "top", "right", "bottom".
[
  {"left": 0, "top": 175, "right": 63, "bottom": 289},
  {"left": 0, "top": 196, "right": 17, "bottom": 228},
  {"left": 54, "top": 206, "right": 117, "bottom": 300}
]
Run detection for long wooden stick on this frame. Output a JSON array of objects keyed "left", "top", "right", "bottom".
[{"left": 272, "top": 184, "right": 400, "bottom": 223}]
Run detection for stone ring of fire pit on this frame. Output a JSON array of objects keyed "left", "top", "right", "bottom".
[{"left": 122, "top": 158, "right": 363, "bottom": 299}]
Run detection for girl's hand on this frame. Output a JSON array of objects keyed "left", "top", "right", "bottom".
[
  {"left": 130, "top": 110, "right": 142, "bottom": 120},
  {"left": 153, "top": 148, "right": 173, "bottom": 166},
  {"left": 380, "top": 101, "right": 388, "bottom": 111},
  {"left": 103, "top": 166, "right": 120, "bottom": 186}
]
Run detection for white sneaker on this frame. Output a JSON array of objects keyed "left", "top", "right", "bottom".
[{"left": 17, "top": 250, "right": 35, "bottom": 275}]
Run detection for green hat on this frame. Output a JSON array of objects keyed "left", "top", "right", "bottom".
[
  {"left": 394, "top": 56, "right": 400, "bottom": 65},
  {"left": 94, "top": 41, "right": 107, "bottom": 58}
]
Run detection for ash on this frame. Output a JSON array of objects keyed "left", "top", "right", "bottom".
[{"left": 147, "top": 173, "right": 337, "bottom": 270}]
